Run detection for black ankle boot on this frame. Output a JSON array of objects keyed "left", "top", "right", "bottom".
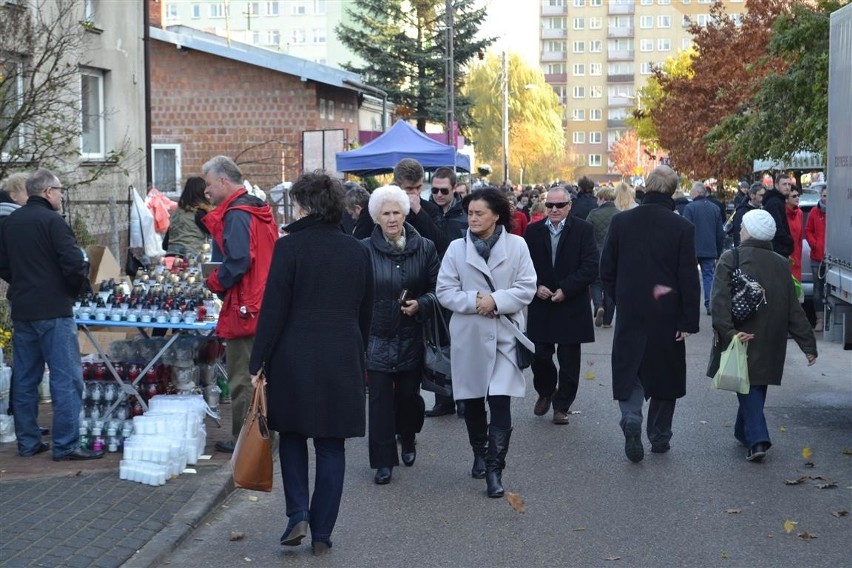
[
  {"left": 464, "top": 409, "right": 488, "bottom": 479},
  {"left": 401, "top": 436, "right": 416, "bottom": 467},
  {"left": 485, "top": 426, "right": 512, "bottom": 498}
]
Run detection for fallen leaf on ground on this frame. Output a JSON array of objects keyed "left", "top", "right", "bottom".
[
  {"left": 584, "top": 372, "right": 596, "bottom": 379},
  {"left": 724, "top": 508, "right": 742, "bottom": 514},
  {"left": 604, "top": 556, "right": 622, "bottom": 561},
  {"left": 721, "top": 552, "right": 729, "bottom": 559},
  {"left": 784, "top": 520, "right": 798, "bottom": 533},
  {"left": 802, "top": 447, "right": 812, "bottom": 459},
  {"left": 797, "top": 532, "right": 817, "bottom": 541},
  {"left": 816, "top": 481, "right": 837, "bottom": 489},
  {"left": 248, "top": 496, "right": 259, "bottom": 502},
  {"left": 785, "top": 477, "right": 809, "bottom": 485},
  {"left": 842, "top": 449, "right": 852, "bottom": 455},
  {"left": 243, "top": 557, "right": 252, "bottom": 562},
  {"left": 804, "top": 461, "right": 815, "bottom": 468},
  {"left": 229, "top": 531, "right": 245, "bottom": 541},
  {"left": 780, "top": 426, "right": 787, "bottom": 432},
  {"left": 700, "top": 420, "right": 708, "bottom": 424},
  {"left": 505, "top": 492, "right": 525, "bottom": 514},
  {"left": 831, "top": 511, "right": 848, "bottom": 518},
  {"left": 572, "top": 527, "right": 587, "bottom": 531}
]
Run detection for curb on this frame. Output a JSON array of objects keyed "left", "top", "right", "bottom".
[{"left": 121, "top": 463, "right": 235, "bottom": 568}]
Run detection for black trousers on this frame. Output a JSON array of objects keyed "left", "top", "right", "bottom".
[
  {"left": 531, "top": 343, "right": 581, "bottom": 412},
  {"left": 463, "top": 395, "right": 511, "bottom": 430},
  {"left": 368, "top": 369, "right": 423, "bottom": 469}
]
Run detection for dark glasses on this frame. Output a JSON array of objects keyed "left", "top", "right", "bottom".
[
  {"left": 545, "top": 202, "right": 569, "bottom": 209},
  {"left": 431, "top": 187, "right": 450, "bottom": 195}
]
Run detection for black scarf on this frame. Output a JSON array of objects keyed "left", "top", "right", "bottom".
[
  {"left": 470, "top": 225, "right": 503, "bottom": 261},
  {"left": 641, "top": 192, "right": 676, "bottom": 211}
]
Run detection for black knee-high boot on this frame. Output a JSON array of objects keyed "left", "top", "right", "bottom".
[
  {"left": 485, "top": 426, "right": 512, "bottom": 498},
  {"left": 464, "top": 410, "right": 488, "bottom": 479}
]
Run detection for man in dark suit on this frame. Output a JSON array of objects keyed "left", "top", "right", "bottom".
[
  {"left": 524, "top": 186, "right": 599, "bottom": 425},
  {"left": 600, "top": 165, "right": 700, "bottom": 463}
]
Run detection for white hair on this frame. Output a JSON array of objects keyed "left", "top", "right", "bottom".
[{"left": 368, "top": 185, "right": 410, "bottom": 223}]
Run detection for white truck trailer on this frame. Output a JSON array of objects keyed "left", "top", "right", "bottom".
[{"left": 825, "top": 2, "right": 852, "bottom": 349}]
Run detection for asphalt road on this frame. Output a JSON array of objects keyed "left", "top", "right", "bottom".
[{"left": 160, "top": 313, "right": 852, "bottom": 568}]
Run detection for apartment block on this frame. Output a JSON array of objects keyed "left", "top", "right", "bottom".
[
  {"left": 161, "top": 0, "right": 360, "bottom": 69},
  {"left": 540, "top": 0, "right": 745, "bottom": 182}
]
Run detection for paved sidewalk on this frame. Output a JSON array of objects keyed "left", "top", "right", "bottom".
[{"left": 0, "top": 403, "right": 237, "bottom": 568}]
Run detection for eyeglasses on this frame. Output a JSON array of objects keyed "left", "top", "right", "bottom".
[
  {"left": 545, "top": 202, "right": 569, "bottom": 209},
  {"left": 47, "top": 186, "right": 68, "bottom": 194},
  {"left": 790, "top": 195, "right": 800, "bottom": 199},
  {"left": 431, "top": 187, "right": 451, "bottom": 195}
]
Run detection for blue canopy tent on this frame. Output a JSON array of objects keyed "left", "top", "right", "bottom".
[{"left": 335, "top": 121, "right": 471, "bottom": 177}]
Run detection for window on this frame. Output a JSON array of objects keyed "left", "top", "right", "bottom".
[
  {"left": 589, "top": 154, "right": 602, "bottom": 166},
  {"left": 730, "top": 13, "right": 743, "bottom": 26},
  {"left": 573, "top": 41, "right": 585, "bottom": 53},
  {"left": 658, "top": 0, "right": 671, "bottom": 4},
  {"left": 209, "top": 3, "right": 226, "bottom": 18},
  {"left": 572, "top": 63, "right": 585, "bottom": 76},
  {"left": 590, "top": 132, "right": 602, "bottom": 144},
  {"left": 682, "top": 14, "right": 691, "bottom": 27},
  {"left": 698, "top": 0, "right": 712, "bottom": 3},
  {"left": 546, "top": 17, "right": 567, "bottom": 29},
  {"left": 640, "top": 15, "right": 653, "bottom": 28},
  {"left": 590, "top": 86, "right": 602, "bottom": 98},
  {"left": 166, "top": 3, "right": 178, "bottom": 20},
  {"left": 589, "top": 40, "right": 602, "bottom": 53},
  {"left": 572, "top": 108, "right": 585, "bottom": 120},
  {"left": 589, "top": 0, "right": 602, "bottom": 5},
  {"left": 553, "top": 85, "right": 567, "bottom": 104},
  {"left": 314, "top": 0, "right": 326, "bottom": 14},
  {"left": 640, "top": 39, "right": 653, "bottom": 52},
  {"left": 247, "top": 2, "right": 261, "bottom": 16},
  {"left": 83, "top": 0, "right": 95, "bottom": 20},
  {"left": 640, "top": 61, "right": 654, "bottom": 75},
  {"left": 1, "top": 59, "right": 24, "bottom": 158},
  {"left": 590, "top": 108, "right": 602, "bottom": 120},
  {"left": 572, "top": 0, "right": 584, "bottom": 6},
  {"left": 641, "top": 0, "right": 653, "bottom": 4},
  {"left": 658, "top": 38, "right": 671, "bottom": 51},
  {"left": 608, "top": 62, "right": 633, "bottom": 75},
  {"left": 573, "top": 131, "right": 585, "bottom": 144},
  {"left": 312, "top": 28, "right": 326, "bottom": 44},
  {"left": 266, "top": 1, "right": 280, "bottom": 16},
  {"left": 327, "top": 101, "right": 335, "bottom": 120},
  {"left": 551, "top": 0, "right": 567, "bottom": 4},
  {"left": 682, "top": 0, "right": 691, "bottom": 3},
  {"left": 545, "top": 63, "right": 566, "bottom": 74},
  {"left": 292, "top": 1, "right": 307, "bottom": 15},
  {"left": 267, "top": 30, "right": 281, "bottom": 45},
  {"left": 289, "top": 29, "right": 304, "bottom": 44},
  {"left": 574, "top": 18, "right": 584, "bottom": 30},
  {"left": 658, "top": 15, "right": 671, "bottom": 28},
  {"left": 545, "top": 40, "right": 566, "bottom": 53},
  {"left": 682, "top": 38, "right": 693, "bottom": 49},
  {"left": 696, "top": 14, "right": 711, "bottom": 26},
  {"left": 573, "top": 86, "right": 585, "bottom": 98},
  {"left": 152, "top": 144, "right": 181, "bottom": 195},
  {"left": 589, "top": 17, "right": 602, "bottom": 29},
  {"left": 191, "top": 4, "right": 201, "bottom": 18},
  {"left": 589, "top": 63, "right": 602, "bottom": 75},
  {"left": 80, "top": 69, "right": 104, "bottom": 159},
  {"left": 319, "top": 99, "right": 326, "bottom": 119}
]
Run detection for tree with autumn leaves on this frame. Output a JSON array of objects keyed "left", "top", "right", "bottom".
[{"left": 636, "top": 0, "right": 846, "bottom": 182}]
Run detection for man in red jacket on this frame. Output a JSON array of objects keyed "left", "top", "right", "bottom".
[
  {"left": 202, "top": 156, "right": 278, "bottom": 452},
  {"left": 805, "top": 185, "right": 828, "bottom": 331}
]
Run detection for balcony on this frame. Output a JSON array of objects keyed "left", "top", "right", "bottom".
[
  {"left": 541, "top": 27, "right": 569, "bottom": 39},
  {"left": 607, "top": 27, "right": 634, "bottom": 39},
  {"left": 608, "top": 95, "right": 634, "bottom": 107},
  {"left": 540, "top": 50, "right": 567, "bottom": 62},
  {"left": 608, "top": 3, "right": 635, "bottom": 15},
  {"left": 607, "top": 119, "right": 627, "bottom": 128},
  {"left": 607, "top": 49, "right": 635, "bottom": 61},
  {"left": 541, "top": 2, "right": 568, "bottom": 16},
  {"left": 543, "top": 73, "right": 568, "bottom": 84},
  {"left": 607, "top": 74, "right": 634, "bottom": 83}
]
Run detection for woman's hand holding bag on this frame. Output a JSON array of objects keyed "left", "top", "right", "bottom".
[
  {"left": 710, "top": 335, "right": 750, "bottom": 395},
  {"left": 231, "top": 377, "right": 273, "bottom": 492}
]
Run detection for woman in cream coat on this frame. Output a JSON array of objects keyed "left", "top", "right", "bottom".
[{"left": 437, "top": 188, "right": 537, "bottom": 498}]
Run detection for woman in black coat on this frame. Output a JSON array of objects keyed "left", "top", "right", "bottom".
[
  {"left": 249, "top": 172, "right": 373, "bottom": 556},
  {"left": 361, "top": 185, "right": 440, "bottom": 486}
]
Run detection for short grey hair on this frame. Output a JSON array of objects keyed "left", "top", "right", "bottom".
[
  {"left": 644, "top": 166, "right": 679, "bottom": 195},
  {"left": 344, "top": 185, "right": 370, "bottom": 211},
  {"left": 546, "top": 186, "right": 571, "bottom": 202},
  {"left": 368, "top": 185, "right": 410, "bottom": 223},
  {"left": 202, "top": 156, "right": 243, "bottom": 184},
  {"left": 26, "top": 168, "right": 59, "bottom": 196},
  {"left": 691, "top": 182, "right": 707, "bottom": 196}
]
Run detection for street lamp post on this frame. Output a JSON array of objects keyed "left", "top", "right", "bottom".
[{"left": 501, "top": 51, "right": 509, "bottom": 186}]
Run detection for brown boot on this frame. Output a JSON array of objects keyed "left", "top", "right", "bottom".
[{"left": 814, "top": 313, "right": 823, "bottom": 332}]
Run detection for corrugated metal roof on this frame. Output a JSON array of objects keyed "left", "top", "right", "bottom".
[
  {"left": 149, "top": 25, "right": 362, "bottom": 90},
  {"left": 753, "top": 152, "right": 824, "bottom": 172}
]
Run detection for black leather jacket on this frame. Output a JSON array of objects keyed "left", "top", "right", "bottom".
[{"left": 361, "top": 223, "right": 440, "bottom": 372}]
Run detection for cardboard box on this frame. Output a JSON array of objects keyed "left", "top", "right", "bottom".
[
  {"left": 78, "top": 329, "right": 132, "bottom": 356},
  {"left": 86, "top": 245, "right": 122, "bottom": 288}
]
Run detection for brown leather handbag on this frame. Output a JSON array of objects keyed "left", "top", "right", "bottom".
[{"left": 231, "top": 381, "right": 273, "bottom": 492}]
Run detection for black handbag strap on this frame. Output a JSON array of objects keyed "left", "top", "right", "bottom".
[
  {"left": 425, "top": 292, "right": 450, "bottom": 344},
  {"left": 475, "top": 267, "right": 523, "bottom": 330},
  {"left": 733, "top": 247, "right": 740, "bottom": 270}
]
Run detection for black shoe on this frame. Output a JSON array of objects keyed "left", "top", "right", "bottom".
[
  {"left": 312, "top": 540, "right": 332, "bottom": 556},
  {"left": 215, "top": 440, "right": 236, "bottom": 453},
  {"left": 706, "top": 307, "right": 712, "bottom": 315},
  {"left": 486, "top": 470, "right": 504, "bottom": 498},
  {"left": 623, "top": 421, "right": 644, "bottom": 463},
  {"left": 747, "top": 443, "right": 769, "bottom": 462},
  {"left": 401, "top": 438, "right": 416, "bottom": 467},
  {"left": 39, "top": 426, "right": 50, "bottom": 436},
  {"left": 651, "top": 443, "right": 671, "bottom": 454},
  {"left": 279, "top": 520, "right": 309, "bottom": 546},
  {"left": 374, "top": 467, "right": 392, "bottom": 484},
  {"left": 53, "top": 447, "right": 104, "bottom": 461},
  {"left": 20, "top": 442, "right": 50, "bottom": 457},
  {"left": 425, "top": 402, "right": 455, "bottom": 417},
  {"left": 471, "top": 454, "right": 486, "bottom": 479}
]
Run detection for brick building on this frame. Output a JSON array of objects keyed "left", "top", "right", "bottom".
[{"left": 149, "top": 12, "right": 373, "bottom": 191}]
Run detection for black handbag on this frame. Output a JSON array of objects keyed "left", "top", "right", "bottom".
[
  {"left": 730, "top": 248, "right": 766, "bottom": 325},
  {"left": 422, "top": 296, "right": 453, "bottom": 397},
  {"left": 480, "top": 273, "right": 534, "bottom": 370}
]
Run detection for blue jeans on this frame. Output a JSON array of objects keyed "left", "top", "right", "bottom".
[
  {"left": 279, "top": 433, "right": 345, "bottom": 545},
  {"left": 589, "top": 278, "right": 615, "bottom": 325},
  {"left": 698, "top": 258, "right": 717, "bottom": 310},
  {"left": 735, "top": 385, "right": 771, "bottom": 449},
  {"left": 12, "top": 318, "right": 83, "bottom": 457}
]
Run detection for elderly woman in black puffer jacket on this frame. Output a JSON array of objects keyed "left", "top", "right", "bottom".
[{"left": 361, "top": 185, "right": 440, "bottom": 486}]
